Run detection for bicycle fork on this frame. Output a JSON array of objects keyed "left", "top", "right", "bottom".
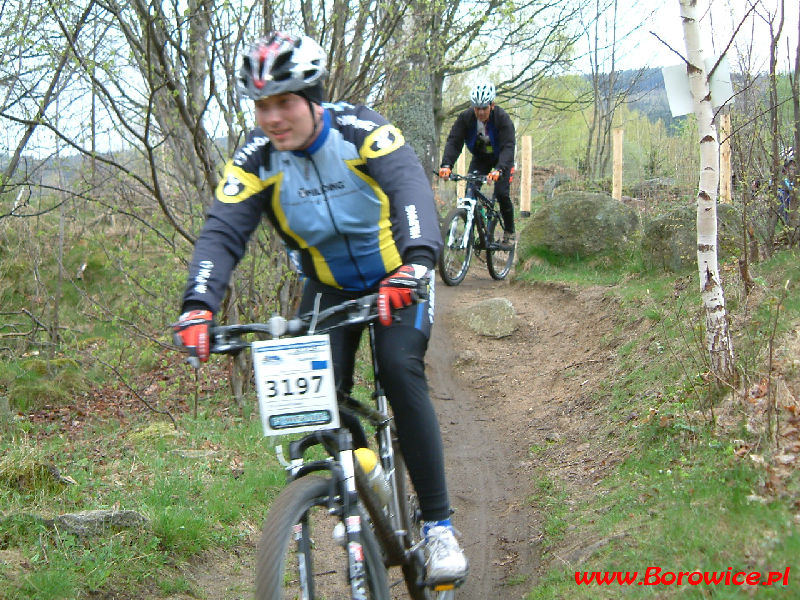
[
  {"left": 451, "top": 197, "right": 477, "bottom": 250},
  {"left": 285, "top": 430, "right": 372, "bottom": 599}
]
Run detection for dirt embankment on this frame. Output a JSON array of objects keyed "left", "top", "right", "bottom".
[{"left": 429, "top": 267, "right": 621, "bottom": 599}]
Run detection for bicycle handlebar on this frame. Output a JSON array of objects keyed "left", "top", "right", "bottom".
[
  {"left": 208, "top": 293, "right": 379, "bottom": 355},
  {"left": 434, "top": 171, "right": 492, "bottom": 185}
]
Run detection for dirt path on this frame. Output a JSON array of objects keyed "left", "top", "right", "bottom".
[{"left": 428, "top": 265, "right": 620, "bottom": 598}]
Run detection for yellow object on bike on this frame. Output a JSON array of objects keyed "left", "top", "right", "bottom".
[
  {"left": 355, "top": 447, "right": 379, "bottom": 471},
  {"left": 355, "top": 448, "right": 391, "bottom": 506}
]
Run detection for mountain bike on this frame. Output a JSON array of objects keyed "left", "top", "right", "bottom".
[
  {"left": 437, "top": 172, "right": 515, "bottom": 286},
  {"left": 206, "top": 294, "right": 462, "bottom": 599}
]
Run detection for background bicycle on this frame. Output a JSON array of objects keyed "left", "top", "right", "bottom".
[
  {"left": 436, "top": 172, "right": 515, "bottom": 286},
  {"left": 205, "top": 294, "right": 461, "bottom": 599}
]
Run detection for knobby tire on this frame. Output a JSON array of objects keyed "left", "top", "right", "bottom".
[
  {"left": 486, "top": 217, "right": 515, "bottom": 280},
  {"left": 255, "top": 474, "right": 390, "bottom": 600},
  {"left": 438, "top": 207, "right": 473, "bottom": 286}
]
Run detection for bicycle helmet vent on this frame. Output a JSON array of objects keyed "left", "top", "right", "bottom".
[
  {"left": 470, "top": 82, "right": 496, "bottom": 107},
  {"left": 237, "top": 32, "right": 327, "bottom": 103}
]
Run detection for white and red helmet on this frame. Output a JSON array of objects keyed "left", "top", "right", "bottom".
[{"left": 237, "top": 32, "right": 327, "bottom": 103}]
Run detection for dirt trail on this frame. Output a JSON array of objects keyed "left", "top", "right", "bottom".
[{"left": 428, "top": 265, "right": 620, "bottom": 598}]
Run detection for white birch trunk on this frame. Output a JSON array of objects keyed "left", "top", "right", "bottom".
[{"left": 678, "top": 0, "right": 736, "bottom": 382}]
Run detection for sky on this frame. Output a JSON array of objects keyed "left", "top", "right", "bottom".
[{"left": 604, "top": 0, "right": 799, "bottom": 72}]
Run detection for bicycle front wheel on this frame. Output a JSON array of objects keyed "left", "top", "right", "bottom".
[
  {"left": 486, "top": 217, "right": 515, "bottom": 280},
  {"left": 255, "top": 475, "right": 390, "bottom": 600},
  {"left": 438, "top": 207, "right": 473, "bottom": 286}
]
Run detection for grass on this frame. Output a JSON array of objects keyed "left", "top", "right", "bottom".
[
  {"left": 521, "top": 247, "right": 800, "bottom": 598},
  {"left": 0, "top": 393, "right": 283, "bottom": 598}
]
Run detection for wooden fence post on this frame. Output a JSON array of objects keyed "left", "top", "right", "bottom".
[
  {"left": 520, "top": 135, "right": 532, "bottom": 217},
  {"left": 456, "top": 153, "right": 466, "bottom": 198},
  {"left": 719, "top": 113, "right": 732, "bottom": 204},
  {"left": 612, "top": 127, "right": 623, "bottom": 201}
]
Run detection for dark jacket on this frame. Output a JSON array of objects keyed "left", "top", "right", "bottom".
[{"left": 440, "top": 105, "right": 515, "bottom": 174}]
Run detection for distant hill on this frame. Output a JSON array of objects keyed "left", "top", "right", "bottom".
[
  {"left": 623, "top": 68, "right": 677, "bottom": 129},
  {"left": 595, "top": 67, "right": 680, "bottom": 132}
]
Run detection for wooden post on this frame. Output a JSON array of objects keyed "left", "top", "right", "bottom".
[
  {"left": 456, "top": 153, "right": 466, "bottom": 198},
  {"left": 520, "top": 135, "right": 532, "bottom": 217},
  {"left": 612, "top": 127, "right": 623, "bottom": 201},
  {"left": 719, "top": 113, "right": 732, "bottom": 204}
]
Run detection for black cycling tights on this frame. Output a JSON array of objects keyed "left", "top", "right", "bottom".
[
  {"left": 298, "top": 280, "right": 450, "bottom": 522},
  {"left": 469, "top": 157, "right": 515, "bottom": 233}
]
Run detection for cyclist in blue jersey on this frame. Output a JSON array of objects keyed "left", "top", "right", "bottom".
[
  {"left": 173, "top": 31, "right": 467, "bottom": 584},
  {"left": 439, "top": 82, "right": 516, "bottom": 244}
]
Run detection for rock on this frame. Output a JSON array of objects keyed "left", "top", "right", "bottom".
[
  {"left": 519, "top": 191, "right": 640, "bottom": 260},
  {"left": 640, "top": 203, "right": 742, "bottom": 271},
  {"left": 456, "top": 297, "right": 518, "bottom": 338},
  {"left": 52, "top": 509, "right": 149, "bottom": 536}
]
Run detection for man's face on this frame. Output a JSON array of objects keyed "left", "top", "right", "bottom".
[
  {"left": 473, "top": 103, "right": 493, "bottom": 123},
  {"left": 254, "top": 93, "right": 317, "bottom": 151}
]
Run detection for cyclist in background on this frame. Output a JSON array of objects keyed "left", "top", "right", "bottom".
[
  {"left": 172, "top": 31, "right": 468, "bottom": 585},
  {"left": 439, "top": 81, "right": 517, "bottom": 244}
]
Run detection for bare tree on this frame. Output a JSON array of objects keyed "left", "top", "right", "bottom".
[
  {"left": 580, "top": 0, "right": 656, "bottom": 180},
  {"left": 383, "top": 3, "right": 438, "bottom": 175},
  {"left": 0, "top": 0, "right": 95, "bottom": 215},
  {"left": 678, "top": 0, "right": 736, "bottom": 384}
]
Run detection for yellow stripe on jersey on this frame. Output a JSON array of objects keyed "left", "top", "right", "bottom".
[
  {"left": 345, "top": 157, "right": 403, "bottom": 273},
  {"left": 267, "top": 173, "right": 339, "bottom": 288},
  {"left": 361, "top": 125, "right": 405, "bottom": 159},
  {"left": 216, "top": 162, "right": 271, "bottom": 204}
]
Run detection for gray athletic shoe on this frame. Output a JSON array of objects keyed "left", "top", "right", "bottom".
[{"left": 425, "top": 525, "right": 469, "bottom": 583}]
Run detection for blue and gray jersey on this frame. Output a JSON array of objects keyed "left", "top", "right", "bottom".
[{"left": 182, "top": 102, "right": 442, "bottom": 314}]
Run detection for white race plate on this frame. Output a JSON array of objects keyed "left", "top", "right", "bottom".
[{"left": 251, "top": 334, "right": 339, "bottom": 436}]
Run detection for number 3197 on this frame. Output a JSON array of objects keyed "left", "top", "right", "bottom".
[{"left": 264, "top": 375, "right": 323, "bottom": 398}]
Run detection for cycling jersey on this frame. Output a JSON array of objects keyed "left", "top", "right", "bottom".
[{"left": 182, "top": 102, "right": 442, "bottom": 314}]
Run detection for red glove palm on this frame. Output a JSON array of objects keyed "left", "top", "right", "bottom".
[
  {"left": 438, "top": 167, "right": 452, "bottom": 179},
  {"left": 172, "top": 309, "right": 213, "bottom": 362},
  {"left": 487, "top": 169, "right": 501, "bottom": 182},
  {"left": 377, "top": 264, "right": 429, "bottom": 326}
]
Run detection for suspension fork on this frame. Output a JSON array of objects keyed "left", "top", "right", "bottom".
[{"left": 455, "top": 197, "right": 477, "bottom": 250}]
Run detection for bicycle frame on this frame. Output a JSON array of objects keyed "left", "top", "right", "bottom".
[
  {"left": 279, "top": 321, "right": 411, "bottom": 567},
  {"left": 438, "top": 171, "right": 514, "bottom": 286},
  {"left": 208, "top": 295, "right": 436, "bottom": 598}
]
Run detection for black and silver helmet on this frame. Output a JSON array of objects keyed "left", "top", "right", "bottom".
[{"left": 237, "top": 32, "right": 327, "bottom": 103}]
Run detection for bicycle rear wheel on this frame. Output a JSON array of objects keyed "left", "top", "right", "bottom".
[
  {"left": 393, "top": 451, "right": 460, "bottom": 600},
  {"left": 486, "top": 217, "right": 515, "bottom": 280},
  {"left": 255, "top": 475, "right": 390, "bottom": 600},
  {"left": 438, "top": 207, "right": 473, "bottom": 286}
]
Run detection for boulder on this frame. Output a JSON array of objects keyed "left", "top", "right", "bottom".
[
  {"left": 520, "top": 191, "right": 640, "bottom": 260},
  {"left": 640, "top": 203, "right": 742, "bottom": 271},
  {"left": 455, "top": 297, "right": 518, "bottom": 338}
]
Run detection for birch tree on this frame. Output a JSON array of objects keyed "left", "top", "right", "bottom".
[{"left": 678, "top": 0, "right": 736, "bottom": 383}]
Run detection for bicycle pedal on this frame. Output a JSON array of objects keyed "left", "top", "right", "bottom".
[
  {"left": 332, "top": 522, "right": 346, "bottom": 547},
  {"left": 434, "top": 583, "right": 455, "bottom": 591},
  {"left": 425, "top": 575, "right": 467, "bottom": 590}
]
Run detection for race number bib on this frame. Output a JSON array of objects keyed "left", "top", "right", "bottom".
[{"left": 252, "top": 334, "right": 339, "bottom": 436}]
